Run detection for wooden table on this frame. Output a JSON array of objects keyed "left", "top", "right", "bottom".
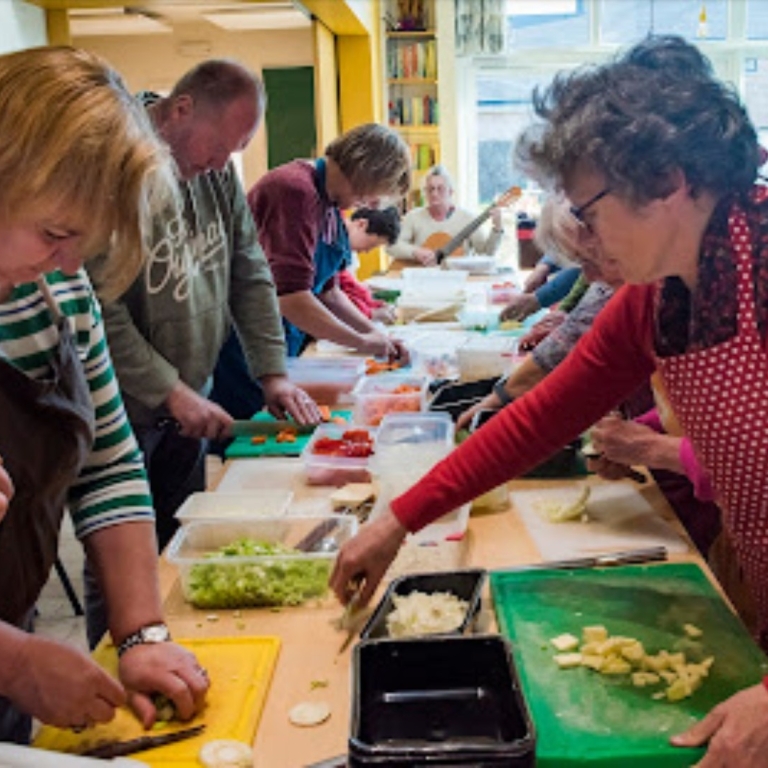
[{"left": 158, "top": 457, "right": 705, "bottom": 768}]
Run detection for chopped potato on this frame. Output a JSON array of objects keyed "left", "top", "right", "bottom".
[
  {"left": 683, "top": 623, "right": 703, "bottom": 639},
  {"left": 582, "top": 625, "right": 609, "bottom": 644},
  {"left": 554, "top": 652, "right": 583, "bottom": 669},
  {"left": 552, "top": 623, "right": 715, "bottom": 703},
  {"left": 551, "top": 633, "right": 580, "bottom": 652}
]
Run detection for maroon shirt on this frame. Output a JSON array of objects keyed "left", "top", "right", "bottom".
[{"left": 247, "top": 160, "right": 334, "bottom": 296}]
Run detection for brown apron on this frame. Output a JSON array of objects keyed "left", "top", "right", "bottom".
[{"left": 0, "top": 279, "right": 94, "bottom": 740}]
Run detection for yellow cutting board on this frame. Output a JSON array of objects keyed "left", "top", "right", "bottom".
[{"left": 33, "top": 635, "right": 280, "bottom": 766}]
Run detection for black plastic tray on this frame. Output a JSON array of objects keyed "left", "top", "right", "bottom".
[
  {"left": 359, "top": 569, "right": 486, "bottom": 641},
  {"left": 428, "top": 378, "right": 496, "bottom": 421},
  {"left": 349, "top": 635, "right": 535, "bottom": 767}
]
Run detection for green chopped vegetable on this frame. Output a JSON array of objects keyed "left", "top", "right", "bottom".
[
  {"left": 187, "top": 537, "right": 331, "bottom": 608},
  {"left": 151, "top": 694, "right": 176, "bottom": 723},
  {"left": 310, "top": 679, "right": 329, "bottom": 690}
]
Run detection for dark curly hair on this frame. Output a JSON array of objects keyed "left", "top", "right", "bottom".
[
  {"left": 351, "top": 206, "right": 401, "bottom": 245},
  {"left": 516, "top": 35, "right": 760, "bottom": 204}
]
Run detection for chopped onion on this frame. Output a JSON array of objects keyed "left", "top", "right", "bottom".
[{"left": 198, "top": 739, "right": 254, "bottom": 767}]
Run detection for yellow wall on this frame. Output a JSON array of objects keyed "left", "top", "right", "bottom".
[
  {"left": 312, "top": 18, "right": 339, "bottom": 154},
  {"left": 73, "top": 25, "right": 313, "bottom": 189}
]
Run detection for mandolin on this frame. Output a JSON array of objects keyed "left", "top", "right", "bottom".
[{"left": 424, "top": 185, "right": 521, "bottom": 265}]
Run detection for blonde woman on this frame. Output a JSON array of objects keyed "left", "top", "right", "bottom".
[{"left": 0, "top": 47, "right": 208, "bottom": 742}]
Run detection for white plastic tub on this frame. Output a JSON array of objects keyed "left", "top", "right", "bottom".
[{"left": 174, "top": 491, "right": 293, "bottom": 524}]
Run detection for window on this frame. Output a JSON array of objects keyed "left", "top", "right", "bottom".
[{"left": 459, "top": 0, "right": 768, "bottom": 210}]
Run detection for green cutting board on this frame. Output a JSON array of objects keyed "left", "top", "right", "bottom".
[
  {"left": 225, "top": 410, "right": 351, "bottom": 459},
  {"left": 490, "top": 563, "right": 768, "bottom": 767}
]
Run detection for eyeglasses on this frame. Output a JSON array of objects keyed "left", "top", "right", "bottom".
[{"left": 570, "top": 187, "right": 611, "bottom": 230}]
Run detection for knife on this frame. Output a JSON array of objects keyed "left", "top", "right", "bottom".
[
  {"left": 230, "top": 419, "right": 317, "bottom": 438},
  {"left": 337, "top": 578, "right": 365, "bottom": 654},
  {"left": 80, "top": 724, "right": 205, "bottom": 758},
  {"left": 498, "top": 546, "right": 668, "bottom": 574}
]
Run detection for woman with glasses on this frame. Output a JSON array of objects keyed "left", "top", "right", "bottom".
[{"left": 332, "top": 35, "right": 768, "bottom": 765}]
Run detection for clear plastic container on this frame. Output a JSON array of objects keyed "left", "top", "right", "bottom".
[
  {"left": 301, "top": 423, "right": 376, "bottom": 486},
  {"left": 174, "top": 491, "right": 293, "bottom": 524},
  {"left": 352, "top": 373, "right": 429, "bottom": 426},
  {"left": 402, "top": 267, "right": 468, "bottom": 294},
  {"left": 456, "top": 336, "right": 520, "bottom": 381},
  {"left": 166, "top": 516, "right": 358, "bottom": 608},
  {"left": 369, "top": 412, "right": 470, "bottom": 543},
  {"left": 286, "top": 357, "right": 364, "bottom": 405}
]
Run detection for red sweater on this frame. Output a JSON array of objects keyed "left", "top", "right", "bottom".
[{"left": 392, "top": 283, "right": 657, "bottom": 530}]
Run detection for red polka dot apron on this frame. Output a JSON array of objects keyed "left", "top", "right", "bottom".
[{"left": 656, "top": 196, "right": 768, "bottom": 650}]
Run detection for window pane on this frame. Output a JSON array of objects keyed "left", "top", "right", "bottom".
[
  {"left": 746, "top": 0, "right": 768, "bottom": 40},
  {"left": 505, "top": 0, "right": 590, "bottom": 50},
  {"left": 744, "top": 57, "right": 768, "bottom": 133},
  {"left": 476, "top": 71, "right": 555, "bottom": 201},
  {"left": 600, "top": 0, "right": 727, "bottom": 44}
]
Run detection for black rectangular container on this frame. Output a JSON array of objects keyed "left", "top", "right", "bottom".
[
  {"left": 349, "top": 635, "right": 535, "bottom": 767},
  {"left": 428, "top": 378, "right": 496, "bottom": 422},
  {"left": 359, "top": 569, "right": 486, "bottom": 641}
]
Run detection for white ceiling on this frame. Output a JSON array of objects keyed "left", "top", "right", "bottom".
[{"left": 69, "top": 1, "right": 310, "bottom": 36}]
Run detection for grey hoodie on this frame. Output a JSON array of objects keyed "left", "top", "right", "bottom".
[{"left": 96, "top": 93, "right": 286, "bottom": 427}]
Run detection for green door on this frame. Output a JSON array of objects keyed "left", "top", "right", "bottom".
[{"left": 263, "top": 66, "right": 316, "bottom": 168}]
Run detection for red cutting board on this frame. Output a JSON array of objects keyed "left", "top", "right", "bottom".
[{"left": 34, "top": 635, "right": 280, "bottom": 766}]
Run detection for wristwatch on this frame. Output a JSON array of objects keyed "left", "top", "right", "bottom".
[
  {"left": 117, "top": 622, "right": 171, "bottom": 657},
  {"left": 493, "top": 375, "right": 514, "bottom": 406}
]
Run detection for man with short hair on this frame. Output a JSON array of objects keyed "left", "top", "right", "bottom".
[
  {"left": 92, "top": 60, "right": 318, "bottom": 556},
  {"left": 251, "top": 123, "right": 412, "bottom": 357}
]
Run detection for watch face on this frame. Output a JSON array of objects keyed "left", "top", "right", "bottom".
[{"left": 143, "top": 625, "right": 170, "bottom": 643}]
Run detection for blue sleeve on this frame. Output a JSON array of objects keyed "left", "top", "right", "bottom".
[
  {"left": 534, "top": 266, "right": 582, "bottom": 307},
  {"left": 540, "top": 253, "right": 561, "bottom": 271}
]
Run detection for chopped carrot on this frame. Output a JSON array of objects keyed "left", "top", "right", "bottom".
[
  {"left": 250, "top": 435, "right": 268, "bottom": 445},
  {"left": 318, "top": 405, "right": 332, "bottom": 422},
  {"left": 275, "top": 429, "right": 297, "bottom": 443},
  {"left": 330, "top": 416, "right": 348, "bottom": 425}
]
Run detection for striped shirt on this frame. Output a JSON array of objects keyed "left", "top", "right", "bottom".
[{"left": 0, "top": 270, "right": 153, "bottom": 539}]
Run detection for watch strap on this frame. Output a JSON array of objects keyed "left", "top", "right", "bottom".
[
  {"left": 117, "top": 622, "right": 171, "bottom": 657},
  {"left": 493, "top": 376, "right": 514, "bottom": 407}
]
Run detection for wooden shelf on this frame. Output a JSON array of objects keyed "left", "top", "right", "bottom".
[
  {"left": 388, "top": 77, "right": 438, "bottom": 85},
  {"left": 386, "top": 29, "right": 436, "bottom": 38},
  {"left": 393, "top": 124, "right": 439, "bottom": 133}
]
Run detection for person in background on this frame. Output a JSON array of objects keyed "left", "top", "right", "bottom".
[
  {"left": 0, "top": 46, "right": 207, "bottom": 742},
  {"left": 386, "top": 165, "right": 505, "bottom": 267},
  {"left": 338, "top": 206, "right": 401, "bottom": 325},
  {"left": 249, "top": 123, "right": 411, "bottom": 358},
  {"left": 331, "top": 36, "right": 768, "bottom": 765},
  {"left": 457, "top": 195, "right": 622, "bottom": 430},
  {"left": 91, "top": 60, "right": 320, "bottom": 561},
  {"left": 499, "top": 200, "right": 582, "bottom": 321},
  {"left": 516, "top": 272, "right": 589, "bottom": 352}
]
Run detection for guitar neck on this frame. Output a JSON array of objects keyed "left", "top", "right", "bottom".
[{"left": 435, "top": 202, "right": 496, "bottom": 264}]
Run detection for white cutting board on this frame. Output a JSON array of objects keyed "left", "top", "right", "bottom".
[{"left": 511, "top": 481, "right": 690, "bottom": 560}]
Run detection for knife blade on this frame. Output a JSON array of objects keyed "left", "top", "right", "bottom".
[
  {"left": 80, "top": 723, "right": 205, "bottom": 758},
  {"left": 497, "top": 546, "right": 668, "bottom": 574},
  {"left": 337, "top": 578, "right": 365, "bottom": 654},
  {"left": 230, "top": 419, "right": 317, "bottom": 438}
]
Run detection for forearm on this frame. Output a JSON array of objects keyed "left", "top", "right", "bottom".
[
  {"left": 279, "top": 291, "right": 368, "bottom": 350},
  {"left": 0, "top": 622, "right": 30, "bottom": 696},
  {"left": 84, "top": 521, "right": 164, "bottom": 645},
  {"left": 319, "top": 286, "right": 377, "bottom": 334},
  {"left": 505, "top": 356, "right": 548, "bottom": 399},
  {"left": 386, "top": 240, "right": 418, "bottom": 260}
]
